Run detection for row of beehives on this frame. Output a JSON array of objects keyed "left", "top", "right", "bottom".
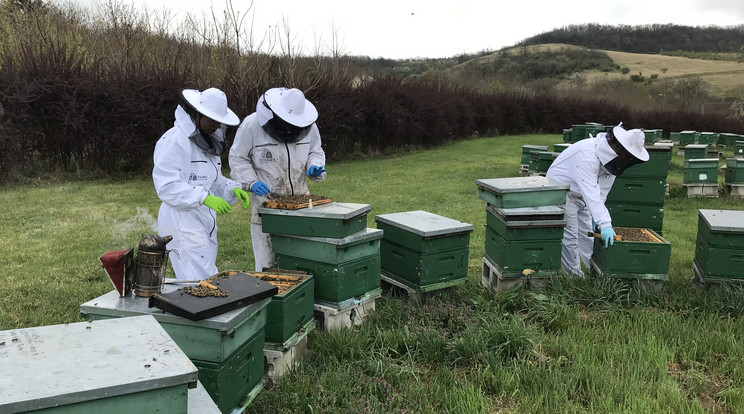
[
  {"left": 563, "top": 122, "right": 744, "bottom": 147},
  {"left": 476, "top": 176, "right": 744, "bottom": 291}
]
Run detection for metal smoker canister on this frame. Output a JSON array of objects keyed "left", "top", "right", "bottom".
[{"left": 133, "top": 234, "right": 172, "bottom": 297}]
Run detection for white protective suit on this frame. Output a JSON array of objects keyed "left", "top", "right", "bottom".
[
  {"left": 153, "top": 106, "right": 241, "bottom": 280},
  {"left": 546, "top": 134, "right": 617, "bottom": 277},
  {"left": 229, "top": 112, "right": 326, "bottom": 271}
]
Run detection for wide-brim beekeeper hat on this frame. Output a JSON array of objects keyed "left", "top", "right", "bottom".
[
  {"left": 612, "top": 123, "right": 649, "bottom": 162},
  {"left": 182, "top": 88, "right": 240, "bottom": 126},
  {"left": 258, "top": 87, "right": 318, "bottom": 128}
]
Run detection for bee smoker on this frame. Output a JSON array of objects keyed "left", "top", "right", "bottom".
[{"left": 99, "top": 234, "right": 172, "bottom": 297}]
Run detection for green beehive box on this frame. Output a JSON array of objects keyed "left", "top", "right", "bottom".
[
  {"left": 684, "top": 158, "right": 719, "bottom": 184},
  {"left": 698, "top": 132, "right": 719, "bottom": 145},
  {"left": 669, "top": 132, "right": 681, "bottom": 143},
  {"left": 562, "top": 129, "right": 572, "bottom": 142},
  {"left": 271, "top": 228, "right": 383, "bottom": 264},
  {"left": 193, "top": 329, "right": 265, "bottom": 414},
  {"left": 696, "top": 209, "right": 744, "bottom": 248},
  {"left": 80, "top": 286, "right": 269, "bottom": 363},
  {"left": 735, "top": 141, "right": 744, "bottom": 157},
  {"left": 684, "top": 144, "right": 709, "bottom": 160},
  {"left": 605, "top": 202, "right": 664, "bottom": 234},
  {"left": 486, "top": 204, "right": 565, "bottom": 241},
  {"left": 375, "top": 210, "right": 473, "bottom": 253},
  {"left": 695, "top": 238, "right": 744, "bottom": 279},
  {"left": 718, "top": 133, "right": 739, "bottom": 147},
  {"left": 591, "top": 228, "right": 670, "bottom": 279},
  {"left": 725, "top": 158, "right": 744, "bottom": 184},
  {"left": 607, "top": 177, "right": 666, "bottom": 204},
  {"left": 379, "top": 241, "right": 469, "bottom": 289},
  {"left": 643, "top": 129, "right": 663, "bottom": 144},
  {"left": 621, "top": 145, "right": 672, "bottom": 179},
  {"left": 259, "top": 202, "right": 370, "bottom": 239},
  {"left": 679, "top": 131, "right": 698, "bottom": 146},
  {"left": 262, "top": 273, "right": 315, "bottom": 344},
  {"left": 0, "top": 316, "right": 197, "bottom": 414},
  {"left": 275, "top": 253, "right": 381, "bottom": 304},
  {"left": 484, "top": 226, "right": 562, "bottom": 274},
  {"left": 476, "top": 176, "right": 569, "bottom": 208},
  {"left": 553, "top": 143, "right": 571, "bottom": 153},
  {"left": 520, "top": 145, "right": 549, "bottom": 164}
]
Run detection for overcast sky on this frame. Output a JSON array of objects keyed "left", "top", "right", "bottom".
[{"left": 55, "top": 0, "right": 744, "bottom": 59}]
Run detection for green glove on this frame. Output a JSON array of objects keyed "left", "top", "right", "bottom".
[
  {"left": 203, "top": 195, "right": 231, "bottom": 215},
  {"left": 232, "top": 187, "right": 250, "bottom": 208}
]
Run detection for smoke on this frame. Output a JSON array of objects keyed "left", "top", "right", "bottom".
[{"left": 111, "top": 207, "right": 159, "bottom": 245}]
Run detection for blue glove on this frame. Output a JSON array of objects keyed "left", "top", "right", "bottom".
[
  {"left": 251, "top": 181, "right": 271, "bottom": 197},
  {"left": 600, "top": 226, "right": 616, "bottom": 248},
  {"left": 307, "top": 165, "right": 326, "bottom": 178}
]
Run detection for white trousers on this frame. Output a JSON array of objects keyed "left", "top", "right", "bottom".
[
  {"left": 250, "top": 223, "right": 275, "bottom": 272},
  {"left": 560, "top": 192, "right": 594, "bottom": 277}
]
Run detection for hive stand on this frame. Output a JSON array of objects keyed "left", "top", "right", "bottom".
[
  {"left": 726, "top": 184, "right": 744, "bottom": 197},
  {"left": 263, "top": 324, "right": 313, "bottom": 387},
  {"left": 589, "top": 260, "right": 665, "bottom": 292},
  {"left": 684, "top": 183, "right": 720, "bottom": 197},
  {"left": 691, "top": 260, "right": 744, "bottom": 290},
  {"left": 481, "top": 255, "right": 551, "bottom": 293},
  {"left": 313, "top": 289, "right": 380, "bottom": 331}
]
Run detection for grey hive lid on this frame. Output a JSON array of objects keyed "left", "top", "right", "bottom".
[
  {"left": 685, "top": 144, "right": 708, "bottom": 149},
  {"left": 699, "top": 209, "right": 744, "bottom": 233},
  {"left": 79, "top": 284, "right": 271, "bottom": 331},
  {"left": 476, "top": 176, "right": 569, "bottom": 194},
  {"left": 374, "top": 210, "right": 474, "bottom": 237},
  {"left": 259, "top": 202, "right": 370, "bottom": 219},
  {"left": 280, "top": 227, "right": 383, "bottom": 245},
  {"left": 0, "top": 315, "right": 198, "bottom": 413}
]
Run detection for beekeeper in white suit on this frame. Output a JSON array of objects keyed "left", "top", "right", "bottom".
[
  {"left": 546, "top": 122, "right": 649, "bottom": 277},
  {"left": 153, "top": 88, "right": 250, "bottom": 280},
  {"left": 229, "top": 87, "right": 327, "bottom": 271}
]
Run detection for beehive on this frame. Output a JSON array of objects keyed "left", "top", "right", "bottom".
[
  {"left": 529, "top": 151, "right": 560, "bottom": 174},
  {"left": 678, "top": 131, "right": 699, "bottom": 146},
  {"left": 80, "top": 288, "right": 270, "bottom": 413},
  {"left": 607, "top": 177, "right": 666, "bottom": 204},
  {"left": 253, "top": 272, "right": 315, "bottom": 345},
  {"left": 486, "top": 205, "right": 565, "bottom": 241},
  {"left": 725, "top": 158, "right": 744, "bottom": 184},
  {"left": 683, "top": 158, "right": 719, "bottom": 184},
  {"left": 259, "top": 202, "right": 370, "bottom": 239},
  {"left": 642, "top": 129, "right": 663, "bottom": 144},
  {"left": 553, "top": 143, "right": 571, "bottom": 153},
  {"left": 0, "top": 316, "right": 197, "bottom": 414},
  {"left": 375, "top": 210, "right": 474, "bottom": 291},
  {"left": 605, "top": 202, "right": 664, "bottom": 234},
  {"left": 735, "top": 141, "right": 744, "bottom": 157},
  {"left": 698, "top": 132, "right": 719, "bottom": 145},
  {"left": 591, "top": 227, "right": 671, "bottom": 280},
  {"left": 684, "top": 144, "right": 709, "bottom": 160},
  {"left": 520, "top": 145, "right": 548, "bottom": 164},
  {"left": 694, "top": 209, "right": 744, "bottom": 281},
  {"left": 476, "top": 176, "right": 569, "bottom": 208}
]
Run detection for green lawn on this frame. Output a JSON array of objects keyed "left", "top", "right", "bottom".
[{"left": 1, "top": 134, "right": 742, "bottom": 413}]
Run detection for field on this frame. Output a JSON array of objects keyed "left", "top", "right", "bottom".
[{"left": 1, "top": 134, "right": 743, "bottom": 413}]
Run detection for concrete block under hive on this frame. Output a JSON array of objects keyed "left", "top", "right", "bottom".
[
  {"left": 476, "top": 176, "right": 569, "bottom": 209},
  {"left": 259, "top": 202, "right": 370, "bottom": 239},
  {"left": 375, "top": 210, "right": 474, "bottom": 292},
  {"left": 0, "top": 316, "right": 198, "bottom": 414},
  {"left": 694, "top": 210, "right": 744, "bottom": 282},
  {"left": 590, "top": 227, "right": 670, "bottom": 281}
]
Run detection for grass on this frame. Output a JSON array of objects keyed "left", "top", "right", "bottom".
[{"left": 1, "top": 134, "right": 743, "bottom": 413}]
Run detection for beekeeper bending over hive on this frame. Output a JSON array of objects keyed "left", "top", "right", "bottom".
[
  {"left": 229, "top": 87, "right": 327, "bottom": 271},
  {"left": 546, "top": 122, "right": 649, "bottom": 277},
  {"left": 153, "top": 88, "right": 250, "bottom": 280}
]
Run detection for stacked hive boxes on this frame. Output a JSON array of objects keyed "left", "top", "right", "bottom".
[
  {"left": 684, "top": 144, "right": 708, "bottom": 160},
  {"left": 263, "top": 202, "right": 383, "bottom": 329},
  {"left": 476, "top": 177, "right": 569, "bottom": 292},
  {"left": 724, "top": 157, "right": 744, "bottom": 197},
  {"left": 642, "top": 129, "right": 663, "bottom": 144},
  {"left": 528, "top": 151, "right": 560, "bottom": 176},
  {"left": 0, "top": 316, "right": 205, "bottom": 414},
  {"left": 683, "top": 158, "right": 720, "bottom": 197},
  {"left": 80, "top": 292, "right": 269, "bottom": 413},
  {"left": 606, "top": 145, "right": 671, "bottom": 234},
  {"left": 693, "top": 210, "right": 744, "bottom": 285},
  {"left": 565, "top": 122, "right": 606, "bottom": 143},
  {"left": 374, "top": 210, "right": 474, "bottom": 296}
]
